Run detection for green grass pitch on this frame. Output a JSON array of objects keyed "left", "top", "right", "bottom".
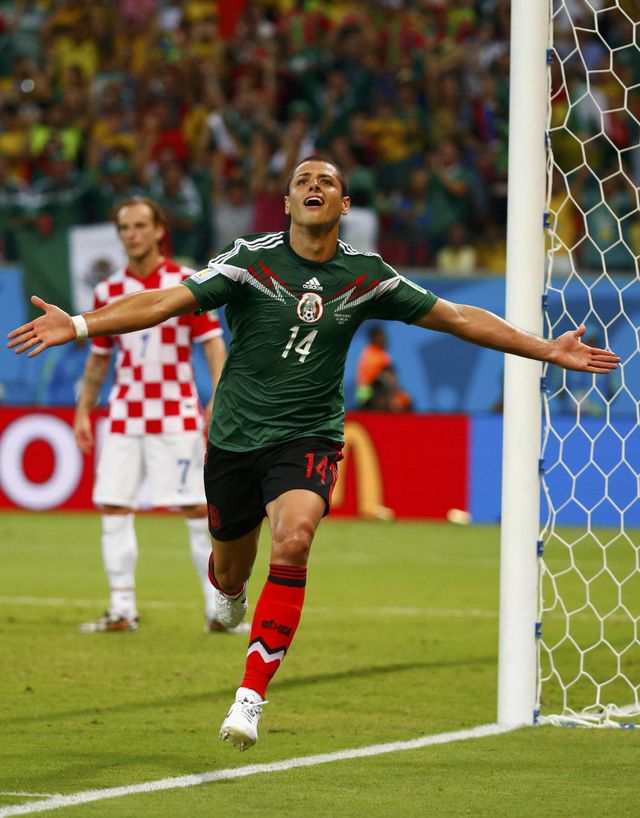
[{"left": 1, "top": 511, "right": 638, "bottom": 817}]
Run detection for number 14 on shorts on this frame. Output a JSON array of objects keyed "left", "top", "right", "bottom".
[{"left": 304, "top": 452, "right": 329, "bottom": 484}]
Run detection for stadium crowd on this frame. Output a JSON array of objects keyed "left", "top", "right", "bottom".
[{"left": 0, "top": 0, "right": 637, "bottom": 274}]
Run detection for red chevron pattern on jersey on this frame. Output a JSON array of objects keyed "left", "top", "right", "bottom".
[{"left": 91, "top": 259, "right": 222, "bottom": 435}]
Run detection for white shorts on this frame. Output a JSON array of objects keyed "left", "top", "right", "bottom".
[{"left": 93, "top": 432, "right": 207, "bottom": 509}]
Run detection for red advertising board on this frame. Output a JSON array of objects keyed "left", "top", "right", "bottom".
[{"left": 0, "top": 407, "right": 468, "bottom": 519}]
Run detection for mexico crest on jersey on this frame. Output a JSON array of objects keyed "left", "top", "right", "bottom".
[{"left": 297, "top": 292, "right": 323, "bottom": 323}]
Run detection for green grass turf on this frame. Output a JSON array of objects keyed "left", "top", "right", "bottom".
[{"left": 0, "top": 511, "right": 638, "bottom": 817}]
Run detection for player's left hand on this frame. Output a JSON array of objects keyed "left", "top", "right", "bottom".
[
  {"left": 204, "top": 397, "right": 214, "bottom": 429},
  {"left": 6, "top": 295, "right": 76, "bottom": 357},
  {"left": 551, "top": 325, "right": 620, "bottom": 373}
]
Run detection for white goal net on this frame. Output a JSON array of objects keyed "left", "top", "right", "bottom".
[{"left": 537, "top": 0, "right": 640, "bottom": 727}]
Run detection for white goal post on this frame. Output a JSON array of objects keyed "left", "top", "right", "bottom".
[{"left": 499, "top": 0, "right": 640, "bottom": 728}]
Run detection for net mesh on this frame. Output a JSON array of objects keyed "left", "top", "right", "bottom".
[{"left": 537, "top": 0, "right": 640, "bottom": 727}]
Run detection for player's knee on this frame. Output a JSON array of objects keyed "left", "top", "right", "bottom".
[{"left": 271, "top": 527, "right": 313, "bottom": 566}]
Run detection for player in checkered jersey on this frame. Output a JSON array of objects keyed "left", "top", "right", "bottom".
[
  {"left": 9, "top": 158, "right": 620, "bottom": 750},
  {"left": 72, "top": 197, "right": 236, "bottom": 634}
]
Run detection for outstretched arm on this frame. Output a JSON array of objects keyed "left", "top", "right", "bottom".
[
  {"left": 416, "top": 299, "right": 620, "bottom": 373},
  {"left": 7, "top": 286, "right": 199, "bottom": 358}
]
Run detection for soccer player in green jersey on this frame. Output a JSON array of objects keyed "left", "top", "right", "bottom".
[{"left": 8, "top": 156, "right": 620, "bottom": 751}]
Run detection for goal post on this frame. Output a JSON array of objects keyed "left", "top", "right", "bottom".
[
  {"left": 497, "top": 0, "right": 550, "bottom": 727},
  {"left": 499, "top": 0, "right": 640, "bottom": 728}
]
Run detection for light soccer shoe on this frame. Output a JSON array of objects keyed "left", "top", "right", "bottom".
[
  {"left": 219, "top": 687, "right": 267, "bottom": 751},
  {"left": 212, "top": 585, "right": 248, "bottom": 629},
  {"left": 205, "top": 619, "right": 250, "bottom": 635},
  {"left": 79, "top": 610, "right": 139, "bottom": 633}
]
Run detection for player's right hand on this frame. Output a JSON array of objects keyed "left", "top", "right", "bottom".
[
  {"left": 6, "top": 295, "right": 76, "bottom": 357},
  {"left": 74, "top": 413, "right": 94, "bottom": 454}
]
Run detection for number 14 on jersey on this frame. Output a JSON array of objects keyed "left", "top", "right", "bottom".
[{"left": 282, "top": 326, "right": 318, "bottom": 363}]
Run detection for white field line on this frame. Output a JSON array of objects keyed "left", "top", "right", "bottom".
[
  {"left": 0, "top": 797, "right": 61, "bottom": 801},
  {"left": 0, "top": 723, "right": 516, "bottom": 817},
  {"left": 6, "top": 596, "right": 633, "bottom": 624},
  {"left": 0, "top": 596, "right": 497, "bottom": 618}
]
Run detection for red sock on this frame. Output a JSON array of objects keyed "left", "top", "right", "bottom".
[{"left": 240, "top": 564, "right": 307, "bottom": 698}]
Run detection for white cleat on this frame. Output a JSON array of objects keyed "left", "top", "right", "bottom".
[
  {"left": 205, "top": 619, "right": 250, "bottom": 635},
  {"left": 79, "top": 610, "right": 139, "bottom": 633},
  {"left": 213, "top": 586, "right": 248, "bottom": 629},
  {"left": 219, "top": 687, "right": 267, "bottom": 751}
]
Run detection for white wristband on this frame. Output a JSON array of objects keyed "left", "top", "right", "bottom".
[{"left": 71, "top": 314, "right": 89, "bottom": 339}]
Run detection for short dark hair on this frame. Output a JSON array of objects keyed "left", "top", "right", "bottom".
[
  {"left": 285, "top": 155, "right": 349, "bottom": 197},
  {"left": 114, "top": 196, "right": 166, "bottom": 227},
  {"left": 368, "top": 325, "right": 386, "bottom": 343}
]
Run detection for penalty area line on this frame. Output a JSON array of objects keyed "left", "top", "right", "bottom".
[{"left": 0, "top": 723, "right": 516, "bottom": 817}]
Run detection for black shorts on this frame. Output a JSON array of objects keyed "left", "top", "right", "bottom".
[{"left": 203, "top": 436, "right": 344, "bottom": 541}]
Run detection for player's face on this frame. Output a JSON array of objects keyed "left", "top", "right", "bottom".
[
  {"left": 116, "top": 203, "right": 165, "bottom": 261},
  {"left": 284, "top": 161, "right": 350, "bottom": 229}
]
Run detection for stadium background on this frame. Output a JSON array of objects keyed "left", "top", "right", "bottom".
[{"left": 0, "top": 0, "right": 637, "bottom": 524}]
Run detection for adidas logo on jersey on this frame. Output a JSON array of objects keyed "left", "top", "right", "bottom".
[{"left": 303, "top": 277, "right": 323, "bottom": 291}]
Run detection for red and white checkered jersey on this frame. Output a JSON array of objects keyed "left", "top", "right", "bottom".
[{"left": 91, "top": 258, "right": 222, "bottom": 435}]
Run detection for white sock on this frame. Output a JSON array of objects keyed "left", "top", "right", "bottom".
[
  {"left": 186, "top": 517, "right": 216, "bottom": 620},
  {"left": 237, "top": 687, "right": 263, "bottom": 703},
  {"left": 102, "top": 513, "right": 138, "bottom": 619}
]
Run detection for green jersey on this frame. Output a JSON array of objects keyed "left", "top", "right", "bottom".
[{"left": 183, "top": 231, "right": 437, "bottom": 451}]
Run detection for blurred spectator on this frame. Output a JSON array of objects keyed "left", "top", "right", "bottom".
[
  {"left": 250, "top": 166, "right": 289, "bottom": 235},
  {"left": 345, "top": 112, "right": 379, "bottom": 168},
  {"left": 577, "top": 170, "right": 636, "bottom": 273},
  {"left": 149, "top": 156, "right": 203, "bottom": 264},
  {"left": 140, "top": 97, "right": 190, "bottom": 170},
  {"left": 212, "top": 176, "right": 253, "bottom": 252},
  {"left": 366, "top": 366, "right": 414, "bottom": 412},
  {"left": 0, "top": 102, "right": 29, "bottom": 172},
  {"left": 206, "top": 73, "right": 275, "bottom": 174},
  {"left": 546, "top": 167, "right": 582, "bottom": 275},
  {"left": 476, "top": 222, "right": 507, "bottom": 275},
  {"left": 249, "top": 130, "right": 289, "bottom": 234},
  {"left": 314, "top": 70, "right": 358, "bottom": 149},
  {"left": 435, "top": 223, "right": 477, "bottom": 275},
  {"left": 425, "top": 138, "right": 474, "bottom": 253},
  {"left": 384, "top": 166, "right": 433, "bottom": 266},
  {"left": 365, "top": 96, "right": 418, "bottom": 191},
  {"left": 356, "top": 325, "right": 392, "bottom": 408},
  {"left": 426, "top": 72, "right": 470, "bottom": 144},
  {"left": 340, "top": 176, "right": 379, "bottom": 254},
  {"left": 29, "top": 152, "right": 89, "bottom": 231},
  {"left": 50, "top": 17, "right": 100, "bottom": 84},
  {"left": 0, "top": 153, "right": 26, "bottom": 261},
  {"left": 269, "top": 100, "right": 317, "bottom": 174},
  {"left": 29, "top": 100, "right": 85, "bottom": 174},
  {"left": 88, "top": 153, "right": 148, "bottom": 223},
  {"left": 1, "top": 3, "right": 49, "bottom": 66},
  {"left": 86, "top": 86, "right": 136, "bottom": 170}
]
